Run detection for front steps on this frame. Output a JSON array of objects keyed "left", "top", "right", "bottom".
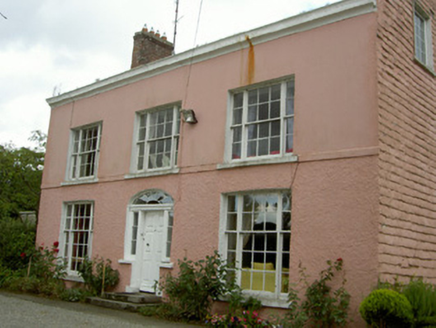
[{"left": 87, "top": 292, "right": 161, "bottom": 312}]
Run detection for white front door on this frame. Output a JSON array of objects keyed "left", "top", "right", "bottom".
[{"left": 139, "top": 211, "right": 164, "bottom": 292}]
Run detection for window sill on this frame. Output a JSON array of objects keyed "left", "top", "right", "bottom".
[
  {"left": 125, "top": 168, "right": 180, "bottom": 179},
  {"left": 61, "top": 178, "right": 99, "bottom": 186},
  {"left": 217, "top": 154, "right": 298, "bottom": 170},
  {"left": 63, "top": 275, "right": 84, "bottom": 283},
  {"left": 118, "top": 259, "right": 133, "bottom": 265},
  {"left": 160, "top": 262, "right": 174, "bottom": 269},
  {"left": 414, "top": 58, "right": 436, "bottom": 77},
  {"left": 220, "top": 292, "right": 289, "bottom": 308}
]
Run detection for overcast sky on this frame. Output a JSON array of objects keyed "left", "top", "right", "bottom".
[{"left": 0, "top": 0, "right": 340, "bottom": 148}]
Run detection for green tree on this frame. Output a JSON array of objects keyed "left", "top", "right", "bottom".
[{"left": 0, "top": 131, "right": 46, "bottom": 219}]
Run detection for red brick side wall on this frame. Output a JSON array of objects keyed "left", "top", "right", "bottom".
[{"left": 377, "top": 0, "right": 436, "bottom": 283}]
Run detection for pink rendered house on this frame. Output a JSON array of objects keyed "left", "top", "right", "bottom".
[{"left": 37, "top": 0, "right": 436, "bottom": 325}]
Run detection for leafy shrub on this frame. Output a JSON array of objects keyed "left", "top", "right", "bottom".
[
  {"left": 0, "top": 217, "right": 36, "bottom": 271},
  {"left": 206, "top": 311, "right": 270, "bottom": 327},
  {"left": 280, "top": 258, "right": 350, "bottom": 328},
  {"left": 78, "top": 257, "right": 119, "bottom": 296},
  {"left": 2, "top": 242, "right": 66, "bottom": 297},
  {"left": 359, "top": 289, "right": 414, "bottom": 328},
  {"left": 228, "top": 291, "right": 262, "bottom": 314},
  {"left": 402, "top": 279, "right": 436, "bottom": 328},
  {"left": 158, "top": 251, "right": 239, "bottom": 322}
]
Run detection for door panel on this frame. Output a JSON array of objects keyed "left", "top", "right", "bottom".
[{"left": 139, "top": 211, "right": 164, "bottom": 292}]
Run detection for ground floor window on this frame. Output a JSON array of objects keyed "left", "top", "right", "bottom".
[
  {"left": 61, "top": 202, "right": 94, "bottom": 275},
  {"left": 222, "top": 191, "right": 291, "bottom": 298}
]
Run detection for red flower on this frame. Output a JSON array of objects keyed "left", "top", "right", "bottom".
[
  {"left": 20, "top": 252, "right": 26, "bottom": 259},
  {"left": 337, "top": 257, "right": 343, "bottom": 262},
  {"left": 53, "top": 248, "right": 59, "bottom": 253},
  {"left": 53, "top": 241, "right": 59, "bottom": 247}
]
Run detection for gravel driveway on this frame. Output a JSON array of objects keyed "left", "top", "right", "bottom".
[{"left": 0, "top": 291, "right": 200, "bottom": 328}]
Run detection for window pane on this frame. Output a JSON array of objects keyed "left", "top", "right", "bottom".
[
  {"left": 232, "top": 143, "right": 241, "bottom": 159},
  {"left": 259, "top": 122, "right": 269, "bottom": 138},
  {"left": 259, "top": 104, "right": 268, "bottom": 120},
  {"left": 242, "top": 213, "right": 253, "bottom": 231},
  {"left": 243, "top": 195, "right": 253, "bottom": 212},
  {"left": 247, "top": 125, "right": 257, "bottom": 140},
  {"left": 270, "top": 137, "right": 280, "bottom": 154},
  {"left": 234, "top": 92, "right": 243, "bottom": 108},
  {"left": 227, "top": 195, "right": 237, "bottom": 212},
  {"left": 286, "top": 81, "right": 295, "bottom": 115},
  {"left": 258, "top": 139, "right": 268, "bottom": 156},
  {"left": 248, "top": 90, "right": 257, "bottom": 105},
  {"left": 271, "top": 84, "right": 281, "bottom": 100},
  {"left": 247, "top": 105, "right": 257, "bottom": 122},
  {"left": 259, "top": 87, "right": 269, "bottom": 103},
  {"left": 233, "top": 108, "right": 242, "bottom": 125},
  {"left": 227, "top": 233, "right": 237, "bottom": 250},
  {"left": 286, "top": 118, "right": 294, "bottom": 153},
  {"left": 247, "top": 141, "right": 257, "bottom": 157},
  {"left": 270, "top": 101, "right": 280, "bottom": 118},
  {"left": 227, "top": 213, "right": 237, "bottom": 230}
]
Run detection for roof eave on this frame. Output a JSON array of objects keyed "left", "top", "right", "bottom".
[{"left": 46, "top": 0, "right": 376, "bottom": 108}]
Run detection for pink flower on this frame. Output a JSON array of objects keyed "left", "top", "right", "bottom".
[{"left": 53, "top": 241, "right": 59, "bottom": 247}]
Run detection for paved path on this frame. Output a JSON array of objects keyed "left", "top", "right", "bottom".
[{"left": 0, "top": 291, "right": 201, "bottom": 328}]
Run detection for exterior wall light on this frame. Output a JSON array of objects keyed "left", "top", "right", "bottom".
[{"left": 180, "top": 109, "right": 198, "bottom": 124}]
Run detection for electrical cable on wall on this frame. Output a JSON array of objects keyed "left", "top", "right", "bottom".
[{"left": 183, "top": 0, "right": 204, "bottom": 107}]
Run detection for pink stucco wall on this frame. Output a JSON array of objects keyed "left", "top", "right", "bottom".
[{"left": 38, "top": 8, "right": 379, "bottom": 327}]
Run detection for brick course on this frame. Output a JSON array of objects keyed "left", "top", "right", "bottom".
[{"left": 377, "top": 0, "right": 436, "bottom": 282}]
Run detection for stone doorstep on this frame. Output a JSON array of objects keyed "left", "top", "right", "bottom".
[
  {"left": 87, "top": 292, "right": 162, "bottom": 312},
  {"left": 103, "top": 292, "right": 162, "bottom": 304}
]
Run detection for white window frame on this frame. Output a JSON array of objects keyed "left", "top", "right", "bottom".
[
  {"left": 219, "top": 191, "right": 291, "bottom": 306},
  {"left": 59, "top": 201, "right": 94, "bottom": 277},
  {"left": 128, "top": 104, "right": 181, "bottom": 178},
  {"left": 65, "top": 122, "right": 102, "bottom": 183},
  {"left": 221, "top": 77, "right": 296, "bottom": 168},
  {"left": 414, "top": 5, "right": 434, "bottom": 70}
]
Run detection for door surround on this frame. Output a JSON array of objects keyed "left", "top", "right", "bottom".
[{"left": 124, "top": 190, "right": 174, "bottom": 293}]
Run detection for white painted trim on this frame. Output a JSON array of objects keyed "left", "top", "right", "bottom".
[
  {"left": 159, "top": 262, "right": 174, "bottom": 269},
  {"left": 217, "top": 155, "right": 298, "bottom": 170},
  {"left": 47, "top": 0, "right": 377, "bottom": 108},
  {"left": 118, "top": 259, "right": 133, "bottom": 264}
]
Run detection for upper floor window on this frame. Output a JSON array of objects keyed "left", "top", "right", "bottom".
[
  {"left": 229, "top": 78, "right": 294, "bottom": 162},
  {"left": 68, "top": 123, "right": 102, "bottom": 181},
  {"left": 135, "top": 105, "right": 180, "bottom": 172},
  {"left": 414, "top": 6, "right": 434, "bottom": 70}
]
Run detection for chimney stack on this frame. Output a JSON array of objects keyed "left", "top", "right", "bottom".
[{"left": 131, "top": 24, "right": 174, "bottom": 69}]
